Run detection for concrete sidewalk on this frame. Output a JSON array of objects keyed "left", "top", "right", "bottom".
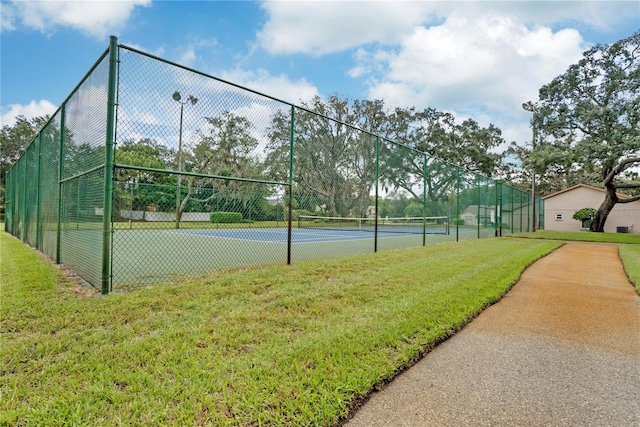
[{"left": 344, "top": 242, "right": 640, "bottom": 427}]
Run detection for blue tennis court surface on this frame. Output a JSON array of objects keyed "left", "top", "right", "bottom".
[{"left": 168, "top": 228, "right": 433, "bottom": 243}]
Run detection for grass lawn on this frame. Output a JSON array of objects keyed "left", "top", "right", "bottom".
[
  {"left": 509, "top": 229, "right": 640, "bottom": 244},
  {"left": 1, "top": 232, "right": 561, "bottom": 426},
  {"left": 620, "top": 244, "right": 640, "bottom": 294}
]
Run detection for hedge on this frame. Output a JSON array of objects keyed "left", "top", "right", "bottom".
[{"left": 210, "top": 212, "right": 243, "bottom": 223}]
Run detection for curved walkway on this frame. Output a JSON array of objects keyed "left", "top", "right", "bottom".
[{"left": 345, "top": 242, "right": 640, "bottom": 427}]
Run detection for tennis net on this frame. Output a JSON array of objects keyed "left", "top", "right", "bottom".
[{"left": 297, "top": 215, "right": 450, "bottom": 235}]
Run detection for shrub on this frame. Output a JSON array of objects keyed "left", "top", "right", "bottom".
[
  {"left": 210, "top": 212, "right": 243, "bottom": 223},
  {"left": 572, "top": 207, "right": 596, "bottom": 221},
  {"left": 404, "top": 202, "right": 423, "bottom": 217}
]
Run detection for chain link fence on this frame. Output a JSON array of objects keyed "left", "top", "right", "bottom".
[{"left": 5, "top": 36, "right": 544, "bottom": 293}]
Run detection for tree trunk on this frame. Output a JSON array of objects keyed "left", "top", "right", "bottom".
[
  {"left": 175, "top": 209, "right": 183, "bottom": 229},
  {"left": 175, "top": 178, "right": 195, "bottom": 229},
  {"left": 589, "top": 185, "right": 617, "bottom": 232}
]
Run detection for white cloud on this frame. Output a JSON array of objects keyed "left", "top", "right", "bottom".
[
  {"left": 0, "top": 100, "right": 57, "bottom": 127},
  {"left": 473, "top": 1, "right": 640, "bottom": 33},
  {"left": 257, "top": 1, "right": 635, "bottom": 56},
  {"left": 258, "top": 1, "right": 448, "bottom": 55},
  {"left": 1, "top": 0, "right": 151, "bottom": 39},
  {"left": 178, "top": 49, "right": 197, "bottom": 67},
  {"left": 359, "top": 11, "right": 587, "bottom": 146},
  {"left": 219, "top": 68, "right": 319, "bottom": 105},
  {"left": 374, "top": 13, "right": 585, "bottom": 104}
]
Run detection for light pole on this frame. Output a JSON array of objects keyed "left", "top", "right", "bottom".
[
  {"left": 522, "top": 100, "right": 537, "bottom": 232},
  {"left": 172, "top": 91, "right": 198, "bottom": 229}
]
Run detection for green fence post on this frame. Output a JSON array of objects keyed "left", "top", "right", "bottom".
[
  {"left": 21, "top": 157, "right": 28, "bottom": 243},
  {"left": 56, "top": 105, "right": 66, "bottom": 263},
  {"left": 374, "top": 137, "right": 380, "bottom": 252},
  {"left": 101, "top": 35, "right": 118, "bottom": 295},
  {"left": 476, "top": 174, "right": 481, "bottom": 239},
  {"left": 287, "top": 105, "right": 295, "bottom": 265},
  {"left": 4, "top": 171, "right": 10, "bottom": 233},
  {"left": 454, "top": 167, "right": 459, "bottom": 242},
  {"left": 510, "top": 186, "right": 514, "bottom": 235},
  {"left": 495, "top": 180, "right": 502, "bottom": 237},
  {"left": 527, "top": 188, "right": 531, "bottom": 232},
  {"left": 76, "top": 181, "right": 80, "bottom": 230},
  {"left": 35, "top": 133, "right": 42, "bottom": 249},
  {"left": 539, "top": 196, "right": 544, "bottom": 230},
  {"left": 422, "top": 153, "right": 427, "bottom": 246},
  {"left": 485, "top": 178, "right": 489, "bottom": 234},
  {"left": 519, "top": 190, "right": 523, "bottom": 232}
]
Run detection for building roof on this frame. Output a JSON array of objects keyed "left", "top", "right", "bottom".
[{"left": 542, "top": 183, "right": 633, "bottom": 200}]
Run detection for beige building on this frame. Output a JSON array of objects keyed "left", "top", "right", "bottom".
[
  {"left": 543, "top": 184, "right": 640, "bottom": 234},
  {"left": 460, "top": 205, "right": 495, "bottom": 227}
]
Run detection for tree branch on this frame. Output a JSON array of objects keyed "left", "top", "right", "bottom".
[
  {"left": 613, "top": 182, "right": 640, "bottom": 190},
  {"left": 574, "top": 123, "right": 594, "bottom": 137},
  {"left": 614, "top": 157, "right": 640, "bottom": 174},
  {"left": 604, "top": 157, "right": 640, "bottom": 184},
  {"left": 617, "top": 194, "right": 640, "bottom": 204}
]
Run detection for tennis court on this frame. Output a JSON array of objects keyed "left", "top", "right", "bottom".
[
  {"left": 108, "top": 223, "right": 486, "bottom": 290},
  {"left": 168, "top": 216, "right": 450, "bottom": 244},
  {"left": 5, "top": 37, "right": 542, "bottom": 294}
]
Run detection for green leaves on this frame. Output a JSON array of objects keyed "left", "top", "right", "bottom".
[
  {"left": 533, "top": 32, "right": 640, "bottom": 229},
  {"left": 537, "top": 31, "right": 640, "bottom": 169},
  {"left": 0, "top": 115, "right": 49, "bottom": 201},
  {"left": 572, "top": 207, "right": 596, "bottom": 221}
]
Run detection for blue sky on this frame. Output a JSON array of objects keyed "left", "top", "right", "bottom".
[{"left": 1, "top": 0, "right": 638, "bottom": 147}]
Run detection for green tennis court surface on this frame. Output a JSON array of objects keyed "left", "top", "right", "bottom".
[{"left": 106, "top": 225, "right": 491, "bottom": 290}]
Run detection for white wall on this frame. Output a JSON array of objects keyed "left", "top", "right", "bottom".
[{"left": 544, "top": 186, "right": 640, "bottom": 233}]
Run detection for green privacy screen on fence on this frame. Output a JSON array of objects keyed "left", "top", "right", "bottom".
[{"left": 5, "top": 36, "right": 544, "bottom": 294}]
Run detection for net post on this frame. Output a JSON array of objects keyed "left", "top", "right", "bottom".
[
  {"left": 287, "top": 105, "right": 295, "bottom": 265},
  {"left": 101, "top": 35, "right": 118, "bottom": 295}
]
